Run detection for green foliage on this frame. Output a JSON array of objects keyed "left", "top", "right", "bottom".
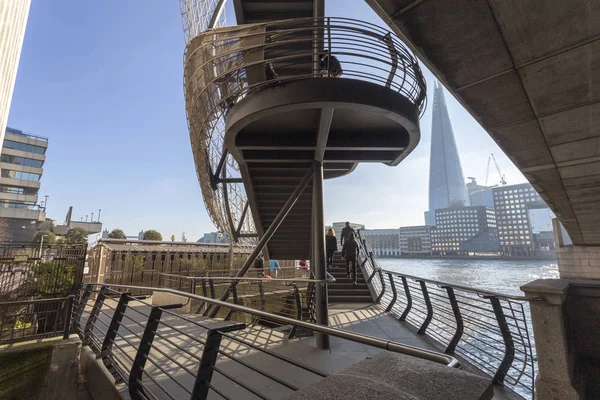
[
  {"left": 125, "top": 254, "right": 145, "bottom": 273},
  {"left": 181, "top": 257, "right": 207, "bottom": 271},
  {"left": 56, "top": 237, "right": 66, "bottom": 245},
  {"left": 143, "top": 230, "right": 162, "bottom": 241},
  {"left": 19, "top": 262, "right": 76, "bottom": 298},
  {"left": 32, "top": 230, "right": 56, "bottom": 245},
  {"left": 107, "top": 229, "right": 126, "bottom": 239},
  {"left": 65, "top": 227, "right": 88, "bottom": 244}
]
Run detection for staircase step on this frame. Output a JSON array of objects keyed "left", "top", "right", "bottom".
[
  {"left": 329, "top": 283, "right": 369, "bottom": 290},
  {"left": 329, "top": 295, "right": 374, "bottom": 303}
]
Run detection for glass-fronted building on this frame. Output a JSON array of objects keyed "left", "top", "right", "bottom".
[
  {"left": 493, "top": 183, "right": 549, "bottom": 256},
  {"left": 425, "top": 82, "right": 470, "bottom": 226},
  {"left": 431, "top": 206, "right": 498, "bottom": 255}
]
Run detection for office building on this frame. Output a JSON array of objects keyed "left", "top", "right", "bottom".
[
  {"left": 0, "top": 0, "right": 31, "bottom": 146},
  {"left": 425, "top": 82, "right": 470, "bottom": 226},
  {"left": 431, "top": 206, "right": 499, "bottom": 255},
  {"left": 197, "top": 231, "right": 229, "bottom": 244},
  {"left": 361, "top": 226, "right": 432, "bottom": 257},
  {"left": 493, "top": 183, "right": 552, "bottom": 256},
  {"left": 467, "top": 177, "right": 495, "bottom": 208},
  {"left": 0, "top": 127, "right": 46, "bottom": 241}
]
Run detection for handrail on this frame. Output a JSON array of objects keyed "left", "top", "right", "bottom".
[
  {"left": 355, "top": 229, "right": 538, "bottom": 302},
  {"left": 94, "top": 283, "right": 459, "bottom": 368},
  {"left": 355, "top": 229, "right": 536, "bottom": 398},
  {"left": 158, "top": 271, "right": 334, "bottom": 283}
]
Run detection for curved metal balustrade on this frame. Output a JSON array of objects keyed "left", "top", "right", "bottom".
[
  {"left": 183, "top": 17, "right": 426, "bottom": 242},
  {"left": 356, "top": 230, "right": 537, "bottom": 399}
]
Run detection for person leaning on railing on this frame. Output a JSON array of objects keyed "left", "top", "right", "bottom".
[{"left": 319, "top": 50, "right": 343, "bottom": 78}]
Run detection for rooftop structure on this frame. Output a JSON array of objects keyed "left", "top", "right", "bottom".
[
  {"left": 0, "top": 0, "right": 31, "bottom": 146},
  {"left": 425, "top": 82, "right": 470, "bottom": 226}
]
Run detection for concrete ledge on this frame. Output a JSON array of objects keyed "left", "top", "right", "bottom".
[
  {"left": 81, "top": 345, "right": 124, "bottom": 400},
  {"left": 152, "top": 291, "right": 198, "bottom": 314},
  {"left": 286, "top": 352, "right": 494, "bottom": 400}
]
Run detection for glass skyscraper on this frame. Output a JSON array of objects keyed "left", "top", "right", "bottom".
[{"left": 425, "top": 82, "right": 470, "bottom": 225}]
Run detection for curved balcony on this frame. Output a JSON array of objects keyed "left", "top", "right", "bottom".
[{"left": 184, "top": 17, "right": 426, "bottom": 248}]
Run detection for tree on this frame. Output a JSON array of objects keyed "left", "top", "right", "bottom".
[
  {"left": 143, "top": 230, "right": 162, "bottom": 241},
  {"left": 108, "top": 229, "right": 126, "bottom": 239},
  {"left": 0, "top": 218, "right": 9, "bottom": 242},
  {"left": 170, "top": 235, "right": 175, "bottom": 242},
  {"left": 65, "top": 227, "right": 88, "bottom": 244},
  {"left": 33, "top": 229, "right": 56, "bottom": 245}
]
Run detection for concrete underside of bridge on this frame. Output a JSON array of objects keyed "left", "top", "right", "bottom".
[{"left": 366, "top": 0, "right": 599, "bottom": 250}]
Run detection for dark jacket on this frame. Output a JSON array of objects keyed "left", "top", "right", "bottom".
[
  {"left": 253, "top": 257, "right": 264, "bottom": 269},
  {"left": 320, "top": 55, "right": 343, "bottom": 76},
  {"left": 342, "top": 238, "right": 359, "bottom": 259},
  {"left": 340, "top": 226, "right": 356, "bottom": 246},
  {"left": 326, "top": 235, "right": 338, "bottom": 252}
]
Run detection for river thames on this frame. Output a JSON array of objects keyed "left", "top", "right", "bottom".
[{"left": 378, "top": 257, "right": 559, "bottom": 296}]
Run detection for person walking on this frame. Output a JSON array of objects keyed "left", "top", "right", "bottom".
[
  {"left": 299, "top": 260, "right": 308, "bottom": 278},
  {"left": 253, "top": 255, "right": 265, "bottom": 277},
  {"left": 326, "top": 228, "right": 338, "bottom": 269},
  {"left": 269, "top": 259, "right": 281, "bottom": 278},
  {"left": 340, "top": 222, "right": 356, "bottom": 247},
  {"left": 341, "top": 232, "right": 359, "bottom": 284}
]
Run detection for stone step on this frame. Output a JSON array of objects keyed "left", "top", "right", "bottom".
[{"left": 286, "top": 352, "right": 494, "bottom": 400}]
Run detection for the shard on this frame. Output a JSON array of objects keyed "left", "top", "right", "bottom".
[{"left": 425, "top": 82, "right": 470, "bottom": 225}]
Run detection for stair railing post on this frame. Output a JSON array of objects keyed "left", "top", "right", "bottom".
[
  {"left": 443, "top": 286, "right": 463, "bottom": 353},
  {"left": 288, "top": 283, "right": 302, "bottom": 339},
  {"left": 84, "top": 286, "right": 107, "bottom": 350},
  {"left": 191, "top": 328, "right": 225, "bottom": 400},
  {"left": 417, "top": 281, "right": 433, "bottom": 334},
  {"left": 74, "top": 283, "right": 93, "bottom": 333},
  {"left": 384, "top": 273, "right": 397, "bottom": 313},
  {"left": 486, "top": 295, "right": 515, "bottom": 385},
  {"left": 101, "top": 292, "right": 131, "bottom": 377},
  {"left": 129, "top": 306, "right": 163, "bottom": 400},
  {"left": 399, "top": 276, "right": 412, "bottom": 321},
  {"left": 376, "top": 269, "right": 386, "bottom": 303},
  {"left": 312, "top": 160, "right": 329, "bottom": 350}
]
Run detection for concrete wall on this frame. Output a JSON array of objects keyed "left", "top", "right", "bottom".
[
  {"left": 0, "top": 336, "right": 86, "bottom": 400},
  {"left": 554, "top": 218, "right": 600, "bottom": 279}
]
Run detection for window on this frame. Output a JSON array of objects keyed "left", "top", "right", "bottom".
[
  {"left": 1, "top": 170, "right": 40, "bottom": 182},
  {"left": 0, "top": 186, "right": 24, "bottom": 194},
  {"left": 3, "top": 140, "right": 46, "bottom": 155},
  {"left": 0, "top": 154, "right": 43, "bottom": 168}
]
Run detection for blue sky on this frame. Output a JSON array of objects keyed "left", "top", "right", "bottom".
[{"left": 8, "top": 0, "right": 526, "bottom": 241}]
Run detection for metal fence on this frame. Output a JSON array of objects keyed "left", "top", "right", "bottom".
[
  {"left": 72, "top": 283, "right": 457, "bottom": 400},
  {"left": 356, "top": 230, "right": 536, "bottom": 399},
  {"left": 0, "top": 296, "right": 74, "bottom": 344},
  {"left": 158, "top": 272, "right": 315, "bottom": 337},
  {"left": 0, "top": 242, "right": 87, "bottom": 301}
]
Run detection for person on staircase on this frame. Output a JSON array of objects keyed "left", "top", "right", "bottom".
[
  {"left": 253, "top": 255, "right": 265, "bottom": 277},
  {"left": 341, "top": 232, "right": 359, "bottom": 284},
  {"left": 326, "top": 228, "right": 338, "bottom": 270},
  {"left": 340, "top": 222, "right": 356, "bottom": 247}
]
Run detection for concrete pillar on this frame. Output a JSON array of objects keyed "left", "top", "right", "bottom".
[
  {"left": 553, "top": 218, "right": 600, "bottom": 280},
  {"left": 520, "top": 279, "right": 578, "bottom": 399}
]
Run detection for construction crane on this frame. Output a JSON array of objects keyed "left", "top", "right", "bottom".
[{"left": 485, "top": 153, "right": 507, "bottom": 187}]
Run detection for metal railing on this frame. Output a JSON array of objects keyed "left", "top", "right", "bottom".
[
  {"left": 158, "top": 272, "right": 316, "bottom": 338},
  {"left": 0, "top": 296, "right": 74, "bottom": 344},
  {"left": 73, "top": 283, "right": 458, "bottom": 400},
  {"left": 356, "top": 230, "right": 536, "bottom": 399},
  {"left": 184, "top": 16, "right": 427, "bottom": 241},
  {"left": 5, "top": 127, "right": 49, "bottom": 142}
]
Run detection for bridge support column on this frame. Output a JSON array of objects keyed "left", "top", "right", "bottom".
[
  {"left": 521, "top": 280, "right": 578, "bottom": 400},
  {"left": 312, "top": 160, "right": 329, "bottom": 350}
]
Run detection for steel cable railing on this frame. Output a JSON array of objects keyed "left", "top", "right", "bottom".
[
  {"left": 158, "top": 272, "right": 317, "bottom": 337},
  {"left": 72, "top": 282, "right": 458, "bottom": 400},
  {"left": 356, "top": 229, "right": 536, "bottom": 399}
]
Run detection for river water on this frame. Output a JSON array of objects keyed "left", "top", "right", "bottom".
[{"left": 377, "top": 257, "right": 559, "bottom": 296}]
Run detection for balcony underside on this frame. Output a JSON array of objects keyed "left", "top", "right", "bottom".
[{"left": 225, "top": 78, "right": 420, "bottom": 259}]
